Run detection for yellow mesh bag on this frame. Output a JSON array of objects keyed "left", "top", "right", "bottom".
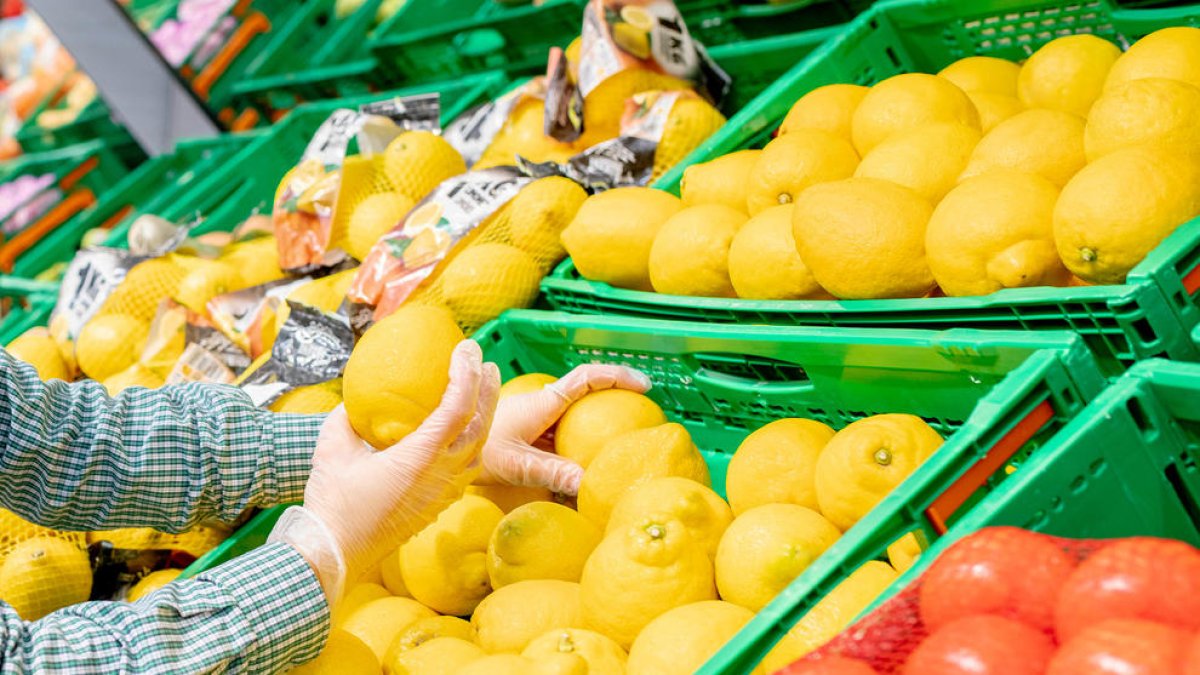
[
  {"left": 96, "top": 257, "right": 188, "bottom": 323},
  {"left": 87, "top": 525, "right": 229, "bottom": 559},
  {"left": 0, "top": 509, "right": 86, "bottom": 556}
]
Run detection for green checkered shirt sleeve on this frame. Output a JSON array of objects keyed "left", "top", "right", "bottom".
[
  {"left": 0, "top": 542, "right": 330, "bottom": 673},
  {"left": 0, "top": 350, "right": 323, "bottom": 531}
]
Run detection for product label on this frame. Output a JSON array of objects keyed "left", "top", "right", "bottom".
[
  {"left": 359, "top": 92, "right": 441, "bottom": 133},
  {"left": 444, "top": 79, "right": 546, "bottom": 168},
  {"left": 52, "top": 248, "right": 148, "bottom": 340},
  {"left": 239, "top": 302, "right": 354, "bottom": 407}
]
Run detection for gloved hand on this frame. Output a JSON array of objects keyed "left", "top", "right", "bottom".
[
  {"left": 478, "top": 364, "right": 653, "bottom": 496},
  {"left": 270, "top": 340, "right": 501, "bottom": 603}
]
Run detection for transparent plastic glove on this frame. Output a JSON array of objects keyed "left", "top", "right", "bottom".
[
  {"left": 270, "top": 340, "right": 501, "bottom": 603},
  {"left": 479, "top": 364, "right": 653, "bottom": 496}
]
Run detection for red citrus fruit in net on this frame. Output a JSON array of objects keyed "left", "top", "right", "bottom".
[
  {"left": 785, "top": 656, "right": 878, "bottom": 674},
  {"left": 918, "top": 527, "right": 1075, "bottom": 632},
  {"left": 1047, "top": 619, "right": 1191, "bottom": 674},
  {"left": 903, "top": 614, "right": 1054, "bottom": 675},
  {"left": 1054, "top": 537, "right": 1200, "bottom": 641}
]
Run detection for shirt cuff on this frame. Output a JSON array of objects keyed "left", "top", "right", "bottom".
[
  {"left": 197, "top": 541, "right": 330, "bottom": 669},
  {"left": 265, "top": 413, "right": 324, "bottom": 505}
]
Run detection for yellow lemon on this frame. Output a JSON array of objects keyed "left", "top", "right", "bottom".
[
  {"left": 293, "top": 629, "right": 381, "bottom": 675},
  {"left": 346, "top": 191, "right": 414, "bottom": 261},
  {"left": 959, "top": 108, "right": 1086, "bottom": 188},
  {"left": 477, "top": 97, "right": 578, "bottom": 169},
  {"left": 778, "top": 84, "right": 869, "bottom": 140},
  {"left": 652, "top": 95, "right": 727, "bottom": 182},
  {"left": 627, "top": 600, "right": 759, "bottom": 675},
  {"left": 400, "top": 494, "right": 504, "bottom": 615},
  {"left": 580, "top": 517, "right": 716, "bottom": 648},
  {"left": 1054, "top": 144, "right": 1200, "bottom": 284},
  {"left": 1017, "top": 34, "right": 1121, "bottom": 116},
  {"left": 854, "top": 122, "right": 980, "bottom": 202},
  {"left": 173, "top": 258, "right": 242, "bottom": 313},
  {"left": 927, "top": 169, "right": 1069, "bottom": 296},
  {"left": 726, "top": 418, "right": 835, "bottom": 517},
  {"left": 938, "top": 56, "right": 1021, "bottom": 96},
  {"left": 814, "top": 414, "right": 943, "bottom": 531},
  {"left": 383, "top": 130, "right": 466, "bottom": 202},
  {"left": 126, "top": 568, "right": 181, "bottom": 602},
  {"left": 439, "top": 243, "right": 542, "bottom": 331},
  {"left": 341, "top": 597, "right": 436, "bottom": 661},
  {"left": 793, "top": 178, "right": 935, "bottom": 300},
  {"left": 472, "top": 579, "right": 584, "bottom": 653},
  {"left": 555, "top": 389, "right": 667, "bottom": 468},
  {"left": 102, "top": 364, "right": 165, "bottom": 396},
  {"left": 507, "top": 176, "right": 589, "bottom": 264},
  {"left": 714, "top": 504, "right": 841, "bottom": 612},
  {"left": 887, "top": 532, "right": 922, "bottom": 574},
  {"left": 648, "top": 204, "right": 747, "bottom": 297},
  {"left": 680, "top": 149, "right": 762, "bottom": 214},
  {"left": 561, "top": 187, "right": 684, "bottom": 291},
  {"left": 1084, "top": 78, "right": 1200, "bottom": 161},
  {"left": 388, "top": 637, "right": 483, "bottom": 675},
  {"left": 522, "top": 628, "right": 628, "bottom": 674},
  {"left": 332, "top": 582, "right": 391, "bottom": 628},
  {"left": 286, "top": 267, "right": 358, "bottom": 313},
  {"left": 1105, "top": 26, "right": 1200, "bottom": 91},
  {"left": 576, "top": 69, "right": 692, "bottom": 150},
  {"left": 7, "top": 327, "right": 69, "bottom": 381},
  {"left": 488, "top": 502, "right": 601, "bottom": 588},
  {"left": 467, "top": 484, "right": 555, "bottom": 513},
  {"left": 498, "top": 372, "right": 557, "bottom": 399},
  {"left": 268, "top": 379, "right": 343, "bottom": 414},
  {"left": 606, "top": 476, "right": 732, "bottom": 560},
  {"left": 966, "top": 91, "right": 1025, "bottom": 133},
  {"left": 787, "top": 561, "right": 899, "bottom": 656},
  {"left": 392, "top": 616, "right": 477, "bottom": 653},
  {"left": 745, "top": 130, "right": 859, "bottom": 215},
  {"left": 459, "top": 653, "right": 588, "bottom": 675},
  {"left": 77, "top": 313, "right": 151, "bottom": 381},
  {"left": 728, "top": 205, "right": 830, "bottom": 300},
  {"left": 219, "top": 236, "right": 285, "bottom": 289},
  {"left": 98, "top": 257, "right": 186, "bottom": 322},
  {"left": 578, "top": 423, "right": 711, "bottom": 527},
  {"left": 343, "top": 303, "right": 464, "bottom": 449},
  {"left": 379, "top": 547, "right": 410, "bottom": 597},
  {"left": 851, "top": 73, "right": 980, "bottom": 154},
  {"left": 0, "top": 536, "right": 91, "bottom": 620}
]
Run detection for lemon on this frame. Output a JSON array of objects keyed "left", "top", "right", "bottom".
[
  {"left": 332, "top": 582, "right": 391, "bottom": 628},
  {"left": 606, "top": 476, "right": 732, "bottom": 560},
  {"left": 389, "top": 637, "right": 483, "bottom": 675},
  {"left": 787, "top": 561, "right": 898, "bottom": 656},
  {"left": 726, "top": 418, "right": 835, "bottom": 517},
  {"left": 98, "top": 258, "right": 186, "bottom": 322},
  {"left": 383, "top": 131, "right": 466, "bottom": 202},
  {"left": 346, "top": 191, "right": 414, "bottom": 261},
  {"left": 343, "top": 303, "right": 464, "bottom": 449},
  {"left": 522, "top": 628, "right": 628, "bottom": 674},
  {"left": 929, "top": 170, "right": 1070, "bottom": 296},
  {"left": 578, "top": 423, "right": 711, "bottom": 527},
  {"left": 477, "top": 98, "right": 578, "bottom": 169},
  {"left": 627, "top": 600, "right": 758, "bottom": 675},
  {"left": 887, "top": 532, "right": 922, "bottom": 574},
  {"left": 269, "top": 379, "right": 343, "bottom": 414},
  {"left": 379, "top": 547, "right": 410, "bottom": 597},
  {"left": 745, "top": 130, "right": 859, "bottom": 215},
  {"left": 439, "top": 243, "right": 542, "bottom": 330},
  {"left": 488, "top": 502, "right": 601, "bottom": 588},
  {"left": 126, "top": 568, "right": 181, "bottom": 602},
  {"left": 507, "top": 177, "right": 588, "bottom": 264},
  {"left": 77, "top": 313, "right": 151, "bottom": 381},
  {"left": 360, "top": 560, "right": 385, "bottom": 586},
  {"left": 459, "top": 653, "right": 588, "bottom": 675},
  {"left": 814, "top": 414, "right": 943, "bottom": 531},
  {"left": 293, "top": 629, "right": 381, "bottom": 675},
  {"left": 1054, "top": 144, "right": 1200, "bottom": 285},
  {"left": 498, "top": 373, "right": 557, "bottom": 399},
  {"left": 966, "top": 91, "right": 1025, "bottom": 133},
  {"left": 938, "top": 56, "right": 1020, "bottom": 96},
  {"left": 792, "top": 178, "right": 935, "bottom": 300},
  {"left": 468, "top": 484, "right": 555, "bottom": 513},
  {"left": 851, "top": 73, "right": 980, "bottom": 155},
  {"left": 778, "top": 84, "right": 868, "bottom": 140},
  {"left": 727, "top": 205, "right": 829, "bottom": 301},
  {"left": 1105, "top": 26, "right": 1200, "bottom": 92},
  {"left": 1085, "top": 78, "right": 1200, "bottom": 161},
  {"left": 648, "top": 204, "right": 746, "bottom": 297},
  {"left": 652, "top": 95, "right": 727, "bottom": 182},
  {"left": 220, "top": 236, "right": 285, "bottom": 289},
  {"left": 561, "top": 187, "right": 683, "bottom": 291},
  {"left": 854, "top": 122, "right": 980, "bottom": 202},
  {"left": 472, "top": 579, "right": 584, "bottom": 653},
  {"left": 580, "top": 517, "right": 716, "bottom": 648},
  {"left": 1017, "top": 34, "right": 1120, "bottom": 116},
  {"left": 173, "top": 258, "right": 242, "bottom": 313},
  {"left": 400, "top": 494, "right": 504, "bottom": 616},
  {"left": 576, "top": 70, "right": 692, "bottom": 150},
  {"left": 959, "top": 109, "right": 1086, "bottom": 188},
  {"left": 341, "top": 597, "right": 436, "bottom": 661},
  {"left": 7, "top": 327, "right": 69, "bottom": 381},
  {"left": 103, "top": 363, "right": 165, "bottom": 396},
  {"left": 714, "top": 504, "right": 841, "bottom": 612},
  {"left": 286, "top": 267, "right": 358, "bottom": 313},
  {"left": 392, "top": 616, "right": 477, "bottom": 653},
  {"left": 555, "top": 389, "right": 667, "bottom": 468},
  {"left": 681, "top": 150, "right": 761, "bottom": 214},
  {"left": 0, "top": 536, "right": 91, "bottom": 620}
]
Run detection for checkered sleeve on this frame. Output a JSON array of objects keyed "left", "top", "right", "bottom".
[
  {"left": 0, "top": 351, "right": 324, "bottom": 532},
  {"left": 0, "top": 542, "right": 329, "bottom": 674}
]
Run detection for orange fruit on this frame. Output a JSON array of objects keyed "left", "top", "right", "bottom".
[
  {"left": 904, "top": 615, "right": 1054, "bottom": 675},
  {"left": 786, "top": 658, "right": 878, "bottom": 675},
  {"left": 1054, "top": 537, "right": 1200, "bottom": 641},
  {"left": 1047, "top": 619, "right": 1191, "bottom": 675},
  {"left": 919, "top": 527, "right": 1075, "bottom": 632}
]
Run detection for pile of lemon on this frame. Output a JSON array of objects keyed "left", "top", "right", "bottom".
[
  {"left": 302, "top": 372, "right": 942, "bottom": 675},
  {"left": 564, "top": 27, "right": 1200, "bottom": 301}
]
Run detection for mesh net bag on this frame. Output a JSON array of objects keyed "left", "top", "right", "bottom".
[
  {"left": 87, "top": 525, "right": 230, "bottom": 559},
  {"left": 0, "top": 508, "right": 87, "bottom": 556}
]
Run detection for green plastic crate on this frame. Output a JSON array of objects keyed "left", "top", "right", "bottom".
[
  {"left": 14, "top": 98, "right": 139, "bottom": 158},
  {"left": 231, "top": 58, "right": 381, "bottom": 126},
  {"left": 541, "top": 0, "right": 1200, "bottom": 376},
  {"left": 0, "top": 277, "right": 59, "bottom": 346}
]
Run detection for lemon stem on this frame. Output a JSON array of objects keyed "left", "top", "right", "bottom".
[
  {"left": 645, "top": 524, "right": 666, "bottom": 539},
  {"left": 874, "top": 448, "right": 893, "bottom": 466},
  {"left": 777, "top": 193, "right": 792, "bottom": 205},
  {"left": 1080, "top": 247, "right": 1097, "bottom": 263}
]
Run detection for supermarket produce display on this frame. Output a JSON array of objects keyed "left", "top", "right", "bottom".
[{"left": 2, "top": 0, "right": 1200, "bottom": 672}]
